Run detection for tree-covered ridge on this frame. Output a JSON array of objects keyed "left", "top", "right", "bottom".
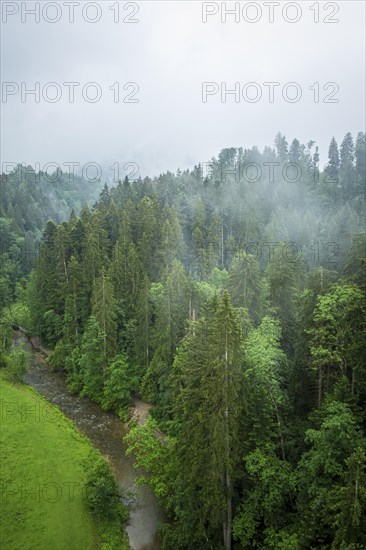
[
  {"left": 0, "top": 164, "right": 103, "bottom": 307},
  {"left": 2, "top": 131, "right": 366, "bottom": 549}
]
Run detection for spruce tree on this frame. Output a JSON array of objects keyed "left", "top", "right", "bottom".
[
  {"left": 340, "top": 132, "right": 356, "bottom": 198},
  {"left": 227, "top": 251, "right": 261, "bottom": 321},
  {"left": 171, "top": 291, "right": 244, "bottom": 549},
  {"left": 91, "top": 270, "right": 117, "bottom": 364},
  {"left": 355, "top": 131, "right": 366, "bottom": 187},
  {"left": 325, "top": 137, "right": 340, "bottom": 182},
  {"left": 275, "top": 132, "right": 289, "bottom": 164},
  {"left": 289, "top": 138, "right": 302, "bottom": 164}
]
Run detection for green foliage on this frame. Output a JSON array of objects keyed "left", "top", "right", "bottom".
[
  {"left": 265, "top": 248, "right": 304, "bottom": 352},
  {"left": 42, "top": 309, "right": 64, "bottom": 346},
  {"left": 167, "top": 292, "right": 244, "bottom": 548},
  {"left": 0, "top": 315, "right": 13, "bottom": 367},
  {"left": 233, "top": 445, "right": 295, "bottom": 549},
  {"left": 82, "top": 452, "right": 126, "bottom": 521},
  {"left": 296, "top": 399, "right": 366, "bottom": 547},
  {"left": 125, "top": 418, "right": 172, "bottom": 499},
  {"left": 92, "top": 271, "right": 117, "bottom": 360},
  {"left": 227, "top": 251, "right": 262, "bottom": 321},
  {"left": 48, "top": 340, "right": 74, "bottom": 372},
  {"left": 4, "top": 300, "right": 32, "bottom": 331},
  {"left": 102, "top": 354, "right": 137, "bottom": 414},
  {"left": 244, "top": 316, "right": 288, "bottom": 452},
  {"left": 4, "top": 346, "right": 29, "bottom": 382},
  {"left": 78, "top": 317, "right": 106, "bottom": 401},
  {"left": 327, "top": 447, "right": 366, "bottom": 548},
  {"left": 307, "top": 283, "right": 366, "bottom": 405}
]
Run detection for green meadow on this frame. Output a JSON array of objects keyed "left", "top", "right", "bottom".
[{"left": 0, "top": 372, "right": 128, "bottom": 550}]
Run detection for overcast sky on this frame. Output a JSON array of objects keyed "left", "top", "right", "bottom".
[{"left": 1, "top": 1, "right": 365, "bottom": 180}]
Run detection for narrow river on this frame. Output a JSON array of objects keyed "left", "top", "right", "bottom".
[{"left": 17, "top": 333, "right": 163, "bottom": 550}]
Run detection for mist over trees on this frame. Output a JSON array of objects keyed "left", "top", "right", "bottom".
[{"left": 1, "top": 132, "right": 365, "bottom": 549}]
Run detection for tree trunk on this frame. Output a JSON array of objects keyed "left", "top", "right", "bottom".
[
  {"left": 221, "top": 212, "right": 225, "bottom": 267},
  {"left": 270, "top": 388, "right": 286, "bottom": 461},
  {"left": 73, "top": 288, "right": 78, "bottom": 336},
  {"left": 223, "top": 472, "right": 232, "bottom": 550},
  {"left": 223, "top": 336, "right": 232, "bottom": 550},
  {"left": 145, "top": 292, "right": 149, "bottom": 367},
  {"left": 102, "top": 275, "right": 107, "bottom": 375},
  {"left": 318, "top": 365, "right": 323, "bottom": 407}
]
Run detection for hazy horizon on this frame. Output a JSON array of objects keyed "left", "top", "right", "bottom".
[{"left": 1, "top": 1, "right": 365, "bottom": 179}]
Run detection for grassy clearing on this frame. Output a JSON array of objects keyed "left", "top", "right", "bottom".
[{"left": 0, "top": 372, "right": 129, "bottom": 550}]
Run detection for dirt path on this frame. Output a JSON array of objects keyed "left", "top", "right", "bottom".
[
  {"left": 131, "top": 398, "right": 153, "bottom": 426},
  {"left": 131, "top": 399, "right": 166, "bottom": 443}
]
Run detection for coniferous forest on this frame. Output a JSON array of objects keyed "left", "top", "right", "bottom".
[{"left": 1, "top": 132, "right": 365, "bottom": 549}]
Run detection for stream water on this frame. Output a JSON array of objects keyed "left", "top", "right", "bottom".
[{"left": 17, "top": 333, "right": 163, "bottom": 550}]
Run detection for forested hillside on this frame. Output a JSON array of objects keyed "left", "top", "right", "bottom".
[
  {"left": 1, "top": 132, "right": 366, "bottom": 549},
  {"left": 0, "top": 164, "right": 103, "bottom": 307}
]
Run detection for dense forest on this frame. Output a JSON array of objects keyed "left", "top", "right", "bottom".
[
  {"left": 1, "top": 132, "right": 365, "bottom": 549},
  {"left": 0, "top": 165, "right": 103, "bottom": 286}
]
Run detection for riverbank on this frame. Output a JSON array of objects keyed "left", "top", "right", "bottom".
[
  {"left": 0, "top": 370, "right": 130, "bottom": 549},
  {"left": 15, "top": 332, "right": 163, "bottom": 549}
]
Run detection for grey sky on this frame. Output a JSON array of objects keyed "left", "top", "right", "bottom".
[{"left": 1, "top": 1, "right": 365, "bottom": 180}]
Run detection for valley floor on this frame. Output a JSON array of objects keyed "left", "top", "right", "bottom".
[{"left": 0, "top": 372, "right": 97, "bottom": 550}]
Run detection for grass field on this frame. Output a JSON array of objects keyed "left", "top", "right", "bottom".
[{"left": 0, "top": 372, "right": 127, "bottom": 550}]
